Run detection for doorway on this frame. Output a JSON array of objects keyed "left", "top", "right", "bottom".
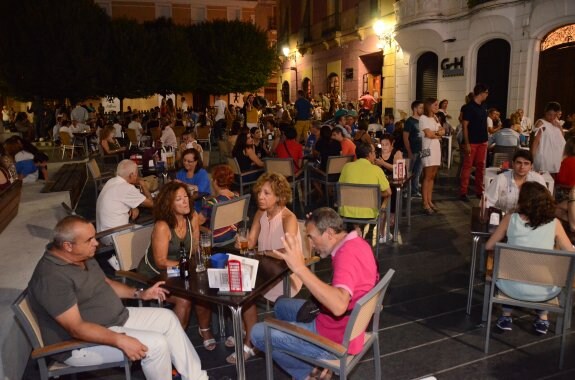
[{"left": 476, "top": 39, "right": 510, "bottom": 118}]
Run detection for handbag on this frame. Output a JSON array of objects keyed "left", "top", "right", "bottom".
[{"left": 420, "top": 148, "right": 431, "bottom": 158}]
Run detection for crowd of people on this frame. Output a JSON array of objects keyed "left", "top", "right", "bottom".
[{"left": 9, "top": 84, "right": 575, "bottom": 380}]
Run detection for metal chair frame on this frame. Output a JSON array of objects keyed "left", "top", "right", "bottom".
[
  {"left": 12, "top": 290, "right": 131, "bottom": 380},
  {"left": 263, "top": 269, "right": 395, "bottom": 380},
  {"left": 227, "top": 157, "right": 264, "bottom": 196}
]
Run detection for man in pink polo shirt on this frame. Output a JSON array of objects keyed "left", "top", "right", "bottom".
[{"left": 250, "top": 207, "right": 378, "bottom": 380}]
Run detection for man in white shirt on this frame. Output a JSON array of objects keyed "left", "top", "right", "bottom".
[
  {"left": 487, "top": 108, "right": 502, "bottom": 135},
  {"left": 160, "top": 120, "right": 178, "bottom": 150},
  {"left": 484, "top": 150, "right": 546, "bottom": 213},
  {"left": 181, "top": 97, "right": 188, "bottom": 113},
  {"left": 96, "top": 160, "right": 153, "bottom": 243},
  {"left": 52, "top": 115, "right": 63, "bottom": 143},
  {"left": 516, "top": 108, "right": 532, "bottom": 134},
  {"left": 71, "top": 102, "right": 89, "bottom": 124},
  {"left": 213, "top": 95, "right": 227, "bottom": 141},
  {"left": 127, "top": 114, "right": 143, "bottom": 141}
]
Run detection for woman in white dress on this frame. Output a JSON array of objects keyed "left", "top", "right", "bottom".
[
  {"left": 420, "top": 98, "right": 445, "bottom": 215},
  {"left": 532, "top": 101, "right": 565, "bottom": 175}
]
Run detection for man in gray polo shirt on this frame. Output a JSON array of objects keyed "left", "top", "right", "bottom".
[{"left": 28, "top": 216, "right": 208, "bottom": 380}]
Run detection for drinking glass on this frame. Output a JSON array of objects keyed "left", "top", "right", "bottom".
[
  {"left": 238, "top": 227, "right": 249, "bottom": 255},
  {"left": 200, "top": 232, "right": 212, "bottom": 268},
  {"left": 195, "top": 246, "right": 206, "bottom": 272}
]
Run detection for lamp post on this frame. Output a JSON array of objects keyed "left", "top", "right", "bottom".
[{"left": 282, "top": 45, "right": 298, "bottom": 92}]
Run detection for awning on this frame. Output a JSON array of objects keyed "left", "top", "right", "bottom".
[{"left": 360, "top": 52, "right": 383, "bottom": 75}]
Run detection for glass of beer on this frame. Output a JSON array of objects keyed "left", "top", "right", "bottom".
[
  {"left": 238, "top": 227, "right": 249, "bottom": 255},
  {"left": 166, "top": 153, "right": 175, "bottom": 170},
  {"left": 200, "top": 232, "right": 212, "bottom": 267}
]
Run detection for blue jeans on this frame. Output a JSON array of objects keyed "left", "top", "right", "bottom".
[
  {"left": 251, "top": 298, "right": 337, "bottom": 380},
  {"left": 410, "top": 152, "right": 423, "bottom": 194}
]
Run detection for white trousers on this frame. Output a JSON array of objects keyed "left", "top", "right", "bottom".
[{"left": 64, "top": 307, "right": 208, "bottom": 380}]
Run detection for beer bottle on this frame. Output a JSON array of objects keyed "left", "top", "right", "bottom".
[{"left": 179, "top": 241, "right": 189, "bottom": 279}]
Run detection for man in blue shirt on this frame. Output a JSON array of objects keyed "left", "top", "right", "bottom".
[
  {"left": 403, "top": 100, "right": 423, "bottom": 197},
  {"left": 294, "top": 90, "right": 313, "bottom": 143}
]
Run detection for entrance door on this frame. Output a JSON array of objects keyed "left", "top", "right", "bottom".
[
  {"left": 476, "top": 39, "right": 510, "bottom": 117},
  {"left": 535, "top": 25, "right": 575, "bottom": 119}
]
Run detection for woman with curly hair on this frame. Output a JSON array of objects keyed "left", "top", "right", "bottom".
[
  {"left": 198, "top": 164, "right": 239, "bottom": 244},
  {"left": 486, "top": 181, "right": 574, "bottom": 335},
  {"left": 225, "top": 172, "right": 303, "bottom": 364},
  {"left": 137, "top": 182, "right": 216, "bottom": 351}
]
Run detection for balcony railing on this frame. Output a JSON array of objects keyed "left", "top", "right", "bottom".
[{"left": 322, "top": 13, "right": 341, "bottom": 37}]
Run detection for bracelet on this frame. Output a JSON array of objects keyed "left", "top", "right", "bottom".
[
  {"left": 134, "top": 288, "right": 144, "bottom": 299},
  {"left": 568, "top": 199, "right": 575, "bottom": 203}
]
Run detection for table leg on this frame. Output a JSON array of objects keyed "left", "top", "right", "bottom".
[
  {"left": 406, "top": 181, "right": 412, "bottom": 226},
  {"left": 229, "top": 305, "right": 246, "bottom": 380},
  {"left": 217, "top": 304, "right": 226, "bottom": 339},
  {"left": 467, "top": 235, "right": 481, "bottom": 315},
  {"left": 393, "top": 185, "right": 401, "bottom": 241}
]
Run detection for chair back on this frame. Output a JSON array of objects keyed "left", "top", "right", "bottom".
[
  {"left": 210, "top": 194, "right": 251, "bottom": 232},
  {"left": 336, "top": 183, "right": 381, "bottom": 211},
  {"left": 343, "top": 269, "right": 395, "bottom": 345},
  {"left": 202, "top": 150, "right": 210, "bottom": 168},
  {"left": 125, "top": 128, "right": 138, "bottom": 145},
  {"left": 492, "top": 152, "right": 512, "bottom": 168},
  {"left": 86, "top": 158, "right": 102, "bottom": 179},
  {"left": 326, "top": 155, "right": 353, "bottom": 175},
  {"left": 227, "top": 157, "right": 242, "bottom": 175},
  {"left": 112, "top": 225, "right": 154, "bottom": 271},
  {"left": 218, "top": 140, "right": 231, "bottom": 159},
  {"left": 173, "top": 125, "right": 185, "bottom": 139},
  {"left": 197, "top": 126, "right": 211, "bottom": 140},
  {"left": 12, "top": 290, "right": 44, "bottom": 349},
  {"left": 59, "top": 131, "right": 72, "bottom": 146},
  {"left": 264, "top": 158, "right": 294, "bottom": 178},
  {"left": 150, "top": 127, "right": 161, "bottom": 142},
  {"left": 494, "top": 243, "right": 575, "bottom": 288}
]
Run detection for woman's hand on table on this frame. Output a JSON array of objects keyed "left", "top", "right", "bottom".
[
  {"left": 141, "top": 281, "right": 169, "bottom": 302},
  {"left": 274, "top": 233, "right": 306, "bottom": 274}
]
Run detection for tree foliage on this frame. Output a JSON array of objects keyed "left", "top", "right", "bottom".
[
  {"left": 0, "top": 0, "right": 110, "bottom": 102},
  {"left": 0, "top": 3, "right": 276, "bottom": 103},
  {"left": 188, "top": 20, "right": 278, "bottom": 95}
]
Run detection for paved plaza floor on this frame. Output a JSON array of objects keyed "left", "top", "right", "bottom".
[{"left": 18, "top": 154, "right": 575, "bottom": 380}]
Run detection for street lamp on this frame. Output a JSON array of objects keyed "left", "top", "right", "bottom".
[
  {"left": 282, "top": 45, "right": 299, "bottom": 91},
  {"left": 373, "top": 20, "right": 395, "bottom": 51}
]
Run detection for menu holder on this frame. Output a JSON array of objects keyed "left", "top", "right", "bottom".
[
  {"left": 207, "top": 254, "right": 258, "bottom": 293},
  {"left": 227, "top": 260, "right": 243, "bottom": 292},
  {"left": 393, "top": 159, "right": 405, "bottom": 180}
]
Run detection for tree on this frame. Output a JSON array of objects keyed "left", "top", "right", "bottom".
[
  {"left": 0, "top": 0, "right": 110, "bottom": 102},
  {"left": 188, "top": 20, "right": 278, "bottom": 95}
]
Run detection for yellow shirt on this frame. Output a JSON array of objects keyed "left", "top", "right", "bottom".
[
  {"left": 338, "top": 158, "right": 389, "bottom": 218},
  {"left": 246, "top": 108, "right": 260, "bottom": 124}
]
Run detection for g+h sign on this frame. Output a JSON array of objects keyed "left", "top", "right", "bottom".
[{"left": 441, "top": 56, "right": 464, "bottom": 77}]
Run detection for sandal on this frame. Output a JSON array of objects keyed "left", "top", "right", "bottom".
[
  {"left": 307, "top": 367, "right": 333, "bottom": 380},
  {"left": 226, "top": 344, "right": 256, "bottom": 364},
  {"left": 430, "top": 203, "right": 440, "bottom": 212},
  {"left": 224, "top": 335, "right": 235, "bottom": 348},
  {"left": 198, "top": 327, "right": 216, "bottom": 351},
  {"left": 423, "top": 207, "right": 435, "bottom": 216}
]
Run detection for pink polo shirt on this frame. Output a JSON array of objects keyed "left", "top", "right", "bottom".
[{"left": 315, "top": 231, "right": 378, "bottom": 354}]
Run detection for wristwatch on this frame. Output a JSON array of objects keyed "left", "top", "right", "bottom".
[{"left": 134, "top": 288, "right": 144, "bottom": 299}]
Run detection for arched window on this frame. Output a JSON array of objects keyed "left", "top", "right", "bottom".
[
  {"left": 302, "top": 78, "right": 312, "bottom": 99},
  {"left": 281, "top": 81, "right": 290, "bottom": 104},
  {"left": 476, "top": 39, "right": 510, "bottom": 118},
  {"left": 416, "top": 52, "right": 438, "bottom": 101},
  {"left": 541, "top": 24, "right": 575, "bottom": 51}
]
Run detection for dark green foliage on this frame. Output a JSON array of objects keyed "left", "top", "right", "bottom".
[
  {"left": 0, "top": 0, "right": 110, "bottom": 101},
  {"left": 187, "top": 20, "right": 278, "bottom": 95},
  {"left": 0, "top": 3, "right": 276, "bottom": 103}
]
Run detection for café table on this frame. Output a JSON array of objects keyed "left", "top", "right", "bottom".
[
  {"left": 73, "top": 131, "right": 95, "bottom": 157},
  {"left": 483, "top": 167, "right": 555, "bottom": 194},
  {"left": 467, "top": 206, "right": 497, "bottom": 315},
  {"left": 389, "top": 175, "right": 413, "bottom": 242},
  {"left": 153, "top": 253, "right": 290, "bottom": 380}
]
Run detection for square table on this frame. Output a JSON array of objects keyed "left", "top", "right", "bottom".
[{"left": 153, "top": 254, "right": 290, "bottom": 380}]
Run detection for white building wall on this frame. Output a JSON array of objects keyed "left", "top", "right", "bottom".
[{"left": 394, "top": 0, "right": 575, "bottom": 122}]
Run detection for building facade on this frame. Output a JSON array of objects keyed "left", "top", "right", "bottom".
[
  {"left": 279, "top": 0, "right": 575, "bottom": 123},
  {"left": 277, "top": 0, "right": 397, "bottom": 113},
  {"left": 394, "top": 0, "right": 575, "bottom": 122}
]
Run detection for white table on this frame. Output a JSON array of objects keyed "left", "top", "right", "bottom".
[{"left": 484, "top": 167, "right": 554, "bottom": 194}]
